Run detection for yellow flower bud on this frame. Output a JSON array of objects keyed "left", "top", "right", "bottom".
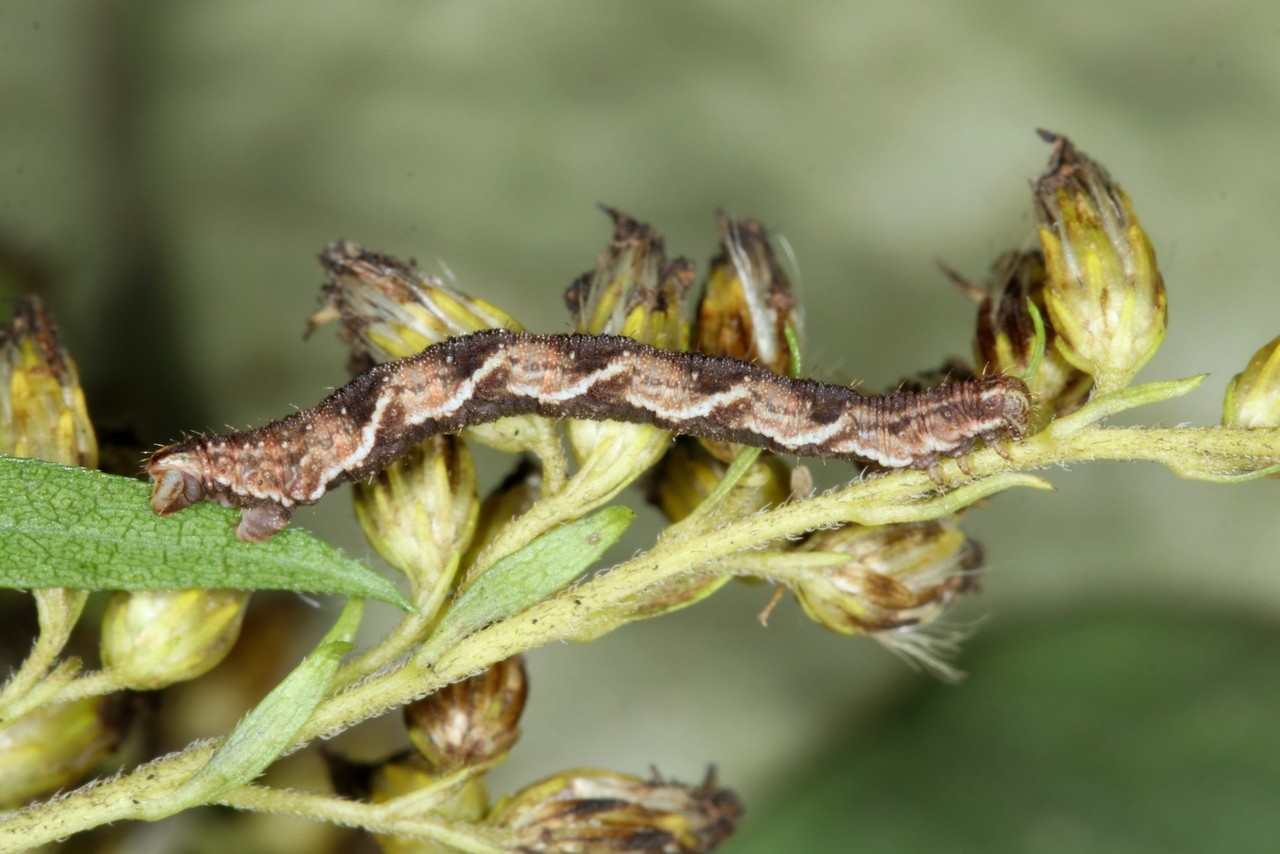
[
  {"left": 487, "top": 768, "right": 742, "bottom": 853},
  {"left": 695, "top": 213, "right": 801, "bottom": 377},
  {"left": 1034, "top": 131, "right": 1167, "bottom": 395},
  {"left": 404, "top": 656, "right": 527, "bottom": 773},
  {"left": 1224, "top": 336, "right": 1280, "bottom": 427},
  {"left": 463, "top": 458, "right": 542, "bottom": 569},
  {"left": 100, "top": 589, "right": 249, "bottom": 690},
  {"left": 354, "top": 435, "right": 478, "bottom": 594},
  {"left": 0, "top": 697, "right": 126, "bottom": 807},
  {"left": 0, "top": 296, "right": 97, "bottom": 467}
]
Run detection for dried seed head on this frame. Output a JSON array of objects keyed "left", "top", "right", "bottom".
[
  {"left": 696, "top": 214, "right": 801, "bottom": 377},
  {"left": 354, "top": 434, "right": 478, "bottom": 592},
  {"left": 1034, "top": 131, "right": 1167, "bottom": 395},
  {"left": 0, "top": 697, "right": 127, "bottom": 808},
  {"left": 487, "top": 768, "right": 743, "bottom": 853},
  {"left": 792, "top": 520, "right": 984, "bottom": 677},
  {"left": 404, "top": 656, "right": 528, "bottom": 773},
  {"left": 312, "top": 240, "right": 523, "bottom": 368},
  {"left": 0, "top": 296, "right": 97, "bottom": 467},
  {"left": 565, "top": 205, "right": 691, "bottom": 351},
  {"left": 1224, "top": 336, "right": 1280, "bottom": 428},
  {"left": 100, "top": 589, "right": 249, "bottom": 690}
]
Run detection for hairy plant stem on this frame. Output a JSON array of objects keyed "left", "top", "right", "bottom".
[{"left": 5, "top": 377, "right": 1280, "bottom": 850}]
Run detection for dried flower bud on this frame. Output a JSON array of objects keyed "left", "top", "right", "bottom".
[
  {"left": 792, "top": 520, "right": 983, "bottom": 678},
  {"left": 1224, "top": 336, "right": 1280, "bottom": 428},
  {"left": 100, "top": 589, "right": 249, "bottom": 690},
  {"left": 354, "top": 435, "right": 478, "bottom": 593},
  {"left": 565, "top": 206, "right": 691, "bottom": 350},
  {"left": 563, "top": 208, "right": 692, "bottom": 470},
  {"left": 487, "top": 768, "right": 742, "bottom": 853},
  {"left": 695, "top": 214, "right": 800, "bottom": 377},
  {"left": 312, "top": 240, "right": 522, "bottom": 367},
  {"left": 0, "top": 697, "right": 126, "bottom": 808},
  {"left": 0, "top": 296, "right": 97, "bottom": 467},
  {"left": 404, "top": 656, "right": 527, "bottom": 773},
  {"left": 312, "top": 241, "right": 553, "bottom": 455},
  {"left": 949, "top": 249, "right": 1093, "bottom": 426},
  {"left": 1034, "top": 131, "right": 1167, "bottom": 395}
]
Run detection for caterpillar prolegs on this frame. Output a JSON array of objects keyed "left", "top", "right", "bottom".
[{"left": 147, "top": 329, "right": 1032, "bottom": 540}]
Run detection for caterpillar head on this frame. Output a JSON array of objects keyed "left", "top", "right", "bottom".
[{"left": 147, "top": 444, "right": 207, "bottom": 515}]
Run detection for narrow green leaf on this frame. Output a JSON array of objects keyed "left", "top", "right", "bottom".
[
  {"left": 1023, "top": 298, "right": 1046, "bottom": 385},
  {"left": 419, "top": 505, "right": 634, "bottom": 663},
  {"left": 149, "top": 599, "right": 364, "bottom": 818},
  {"left": 0, "top": 458, "right": 409, "bottom": 610}
]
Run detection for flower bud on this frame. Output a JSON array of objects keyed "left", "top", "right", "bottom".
[
  {"left": 327, "top": 750, "right": 487, "bottom": 854},
  {"left": 99, "top": 589, "right": 249, "bottom": 690},
  {"left": 564, "top": 206, "right": 691, "bottom": 350},
  {"left": 563, "top": 208, "right": 692, "bottom": 471},
  {"left": 648, "top": 438, "right": 790, "bottom": 524},
  {"left": 695, "top": 214, "right": 801, "bottom": 377},
  {"left": 950, "top": 249, "right": 1093, "bottom": 426},
  {"left": 1224, "top": 336, "right": 1280, "bottom": 427},
  {"left": 404, "top": 656, "right": 527, "bottom": 773},
  {"left": 791, "top": 520, "right": 983, "bottom": 678},
  {"left": 487, "top": 768, "right": 742, "bottom": 853},
  {"left": 312, "top": 241, "right": 552, "bottom": 455},
  {"left": 312, "top": 240, "right": 522, "bottom": 366},
  {"left": 690, "top": 215, "right": 801, "bottom": 461},
  {"left": 0, "top": 296, "right": 97, "bottom": 467},
  {"left": 354, "top": 435, "right": 478, "bottom": 594},
  {"left": 0, "top": 697, "right": 126, "bottom": 807},
  {"left": 1034, "top": 131, "right": 1167, "bottom": 395},
  {"left": 463, "top": 458, "right": 542, "bottom": 568}
]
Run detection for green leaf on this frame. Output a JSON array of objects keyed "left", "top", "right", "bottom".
[
  {"left": 146, "top": 599, "right": 363, "bottom": 818},
  {"left": 0, "top": 458, "right": 409, "bottom": 610},
  {"left": 419, "top": 505, "right": 634, "bottom": 663}
]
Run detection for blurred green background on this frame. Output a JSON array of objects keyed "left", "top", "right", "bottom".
[{"left": 3, "top": 2, "right": 1279, "bottom": 851}]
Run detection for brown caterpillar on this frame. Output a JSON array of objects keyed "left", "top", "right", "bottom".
[{"left": 147, "top": 329, "right": 1032, "bottom": 541}]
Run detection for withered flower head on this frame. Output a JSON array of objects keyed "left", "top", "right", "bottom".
[
  {"left": 312, "top": 241, "right": 555, "bottom": 456},
  {"left": 792, "top": 520, "right": 983, "bottom": 678},
  {"left": 565, "top": 205, "right": 692, "bottom": 351},
  {"left": 488, "top": 768, "right": 742, "bottom": 853},
  {"left": 1034, "top": 131, "right": 1167, "bottom": 395},
  {"left": 404, "top": 656, "right": 528, "bottom": 773},
  {"left": 310, "top": 240, "right": 523, "bottom": 369},
  {"left": 0, "top": 296, "right": 97, "bottom": 467},
  {"left": 1224, "top": 336, "right": 1280, "bottom": 428},
  {"left": 949, "top": 248, "right": 1093, "bottom": 426},
  {"left": 695, "top": 214, "right": 800, "bottom": 377}
]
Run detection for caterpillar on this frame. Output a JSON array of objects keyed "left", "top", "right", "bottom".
[{"left": 147, "top": 329, "right": 1032, "bottom": 541}]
